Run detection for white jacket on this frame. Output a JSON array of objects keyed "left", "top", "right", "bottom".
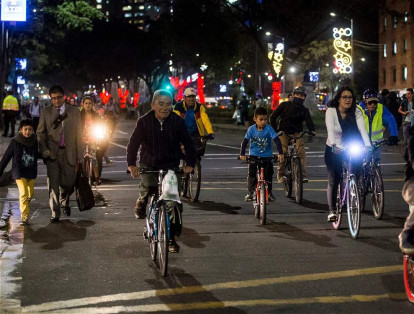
[{"left": 325, "top": 107, "right": 371, "bottom": 149}]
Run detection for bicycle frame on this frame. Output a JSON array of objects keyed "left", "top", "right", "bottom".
[{"left": 254, "top": 164, "right": 269, "bottom": 205}]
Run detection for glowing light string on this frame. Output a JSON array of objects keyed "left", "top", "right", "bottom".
[{"left": 333, "top": 27, "right": 352, "bottom": 74}]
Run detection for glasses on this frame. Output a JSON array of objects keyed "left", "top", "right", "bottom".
[
  {"left": 367, "top": 101, "right": 378, "bottom": 105},
  {"left": 185, "top": 95, "right": 196, "bottom": 98},
  {"left": 341, "top": 96, "right": 353, "bottom": 100},
  {"left": 50, "top": 96, "right": 63, "bottom": 101}
]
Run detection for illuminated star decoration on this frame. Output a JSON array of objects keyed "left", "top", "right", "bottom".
[
  {"left": 332, "top": 27, "right": 353, "bottom": 74},
  {"left": 268, "top": 43, "right": 284, "bottom": 77}
]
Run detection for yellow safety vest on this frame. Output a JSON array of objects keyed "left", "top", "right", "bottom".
[
  {"left": 359, "top": 103, "right": 384, "bottom": 141},
  {"left": 2, "top": 95, "right": 19, "bottom": 111}
]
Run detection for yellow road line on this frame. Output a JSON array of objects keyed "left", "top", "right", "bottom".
[
  {"left": 22, "top": 265, "right": 402, "bottom": 313},
  {"left": 45, "top": 293, "right": 407, "bottom": 313}
]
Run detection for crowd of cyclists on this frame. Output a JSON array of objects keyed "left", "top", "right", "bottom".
[{"left": 2, "top": 83, "right": 414, "bottom": 260}]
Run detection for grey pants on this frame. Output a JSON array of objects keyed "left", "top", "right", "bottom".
[
  {"left": 135, "top": 164, "right": 183, "bottom": 236},
  {"left": 46, "top": 149, "right": 76, "bottom": 218}
]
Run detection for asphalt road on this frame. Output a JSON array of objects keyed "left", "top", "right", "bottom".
[{"left": 0, "top": 120, "right": 412, "bottom": 313}]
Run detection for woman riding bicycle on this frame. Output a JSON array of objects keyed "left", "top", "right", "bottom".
[
  {"left": 325, "top": 86, "right": 371, "bottom": 222},
  {"left": 81, "top": 96, "right": 108, "bottom": 185}
]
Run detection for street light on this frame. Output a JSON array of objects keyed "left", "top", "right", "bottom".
[{"left": 330, "top": 12, "right": 354, "bottom": 85}]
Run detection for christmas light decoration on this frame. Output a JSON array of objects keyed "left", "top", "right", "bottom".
[{"left": 333, "top": 27, "right": 352, "bottom": 74}]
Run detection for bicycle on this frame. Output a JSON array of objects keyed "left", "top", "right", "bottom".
[
  {"left": 83, "top": 123, "right": 108, "bottom": 187},
  {"left": 358, "top": 139, "right": 389, "bottom": 220},
  {"left": 181, "top": 135, "right": 211, "bottom": 202},
  {"left": 332, "top": 143, "right": 365, "bottom": 239},
  {"left": 238, "top": 155, "right": 277, "bottom": 225},
  {"left": 404, "top": 252, "right": 414, "bottom": 303},
  {"left": 142, "top": 168, "right": 183, "bottom": 277},
  {"left": 278, "top": 131, "right": 310, "bottom": 205}
]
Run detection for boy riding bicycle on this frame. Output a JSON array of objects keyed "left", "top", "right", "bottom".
[{"left": 240, "top": 107, "right": 284, "bottom": 202}]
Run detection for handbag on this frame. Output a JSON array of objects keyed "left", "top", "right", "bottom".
[{"left": 75, "top": 168, "right": 95, "bottom": 211}]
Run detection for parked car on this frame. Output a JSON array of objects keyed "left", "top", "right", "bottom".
[{"left": 315, "top": 93, "right": 328, "bottom": 113}]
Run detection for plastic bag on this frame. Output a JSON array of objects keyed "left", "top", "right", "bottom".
[
  {"left": 160, "top": 170, "right": 181, "bottom": 203},
  {"left": 232, "top": 109, "right": 238, "bottom": 119}
]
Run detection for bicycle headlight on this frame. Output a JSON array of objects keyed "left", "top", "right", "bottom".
[
  {"left": 92, "top": 124, "right": 106, "bottom": 139},
  {"left": 348, "top": 142, "right": 363, "bottom": 156}
]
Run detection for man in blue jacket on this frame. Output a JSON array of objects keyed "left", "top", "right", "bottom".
[{"left": 358, "top": 89, "right": 399, "bottom": 162}]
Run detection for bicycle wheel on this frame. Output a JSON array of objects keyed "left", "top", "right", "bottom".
[
  {"left": 293, "top": 158, "right": 303, "bottom": 204},
  {"left": 404, "top": 254, "right": 414, "bottom": 303},
  {"left": 283, "top": 159, "right": 292, "bottom": 198},
  {"left": 157, "top": 204, "right": 168, "bottom": 277},
  {"left": 259, "top": 183, "right": 266, "bottom": 225},
  {"left": 371, "top": 167, "right": 384, "bottom": 220},
  {"left": 189, "top": 159, "right": 201, "bottom": 202},
  {"left": 83, "top": 157, "right": 93, "bottom": 186},
  {"left": 254, "top": 187, "right": 259, "bottom": 218},
  {"left": 347, "top": 175, "right": 361, "bottom": 239},
  {"left": 148, "top": 206, "right": 157, "bottom": 261},
  {"left": 357, "top": 172, "right": 366, "bottom": 213},
  {"left": 180, "top": 174, "right": 188, "bottom": 198},
  {"left": 332, "top": 184, "right": 343, "bottom": 230}
]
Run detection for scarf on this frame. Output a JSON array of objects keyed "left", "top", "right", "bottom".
[{"left": 14, "top": 133, "right": 37, "bottom": 148}]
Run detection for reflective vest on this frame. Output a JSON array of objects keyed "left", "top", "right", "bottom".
[
  {"left": 361, "top": 103, "right": 384, "bottom": 141},
  {"left": 2, "top": 95, "right": 19, "bottom": 111}
]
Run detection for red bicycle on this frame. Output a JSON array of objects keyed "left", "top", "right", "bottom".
[
  {"left": 239, "top": 155, "right": 277, "bottom": 225},
  {"left": 404, "top": 252, "right": 414, "bottom": 303}
]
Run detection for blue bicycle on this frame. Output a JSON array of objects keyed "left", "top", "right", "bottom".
[{"left": 142, "top": 168, "right": 182, "bottom": 277}]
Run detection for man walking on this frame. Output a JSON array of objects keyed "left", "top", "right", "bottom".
[{"left": 37, "top": 85, "right": 83, "bottom": 222}]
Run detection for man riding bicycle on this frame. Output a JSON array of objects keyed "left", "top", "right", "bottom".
[
  {"left": 357, "top": 89, "right": 399, "bottom": 162},
  {"left": 270, "top": 86, "right": 316, "bottom": 183},
  {"left": 127, "top": 89, "right": 196, "bottom": 253},
  {"left": 173, "top": 87, "right": 215, "bottom": 150}
]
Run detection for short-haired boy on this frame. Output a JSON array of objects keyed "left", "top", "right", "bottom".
[
  {"left": 240, "top": 107, "right": 284, "bottom": 202},
  {"left": 0, "top": 119, "right": 40, "bottom": 225}
]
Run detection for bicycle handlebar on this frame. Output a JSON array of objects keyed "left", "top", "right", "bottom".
[
  {"left": 139, "top": 168, "right": 184, "bottom": 175},
  {"left": 237, "top": 155, "right": 277, "bottom": 164},
  {"left": 277, "top": 130, "right": 313, "bottom": 140}
]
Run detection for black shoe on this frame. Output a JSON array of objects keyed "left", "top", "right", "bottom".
[
  {"left": 63, "top": 205, "right": 71, "bottom": 216},
  {"left": 50, "top": 217, "right": 59, "bottom": 223},
  {"left": 20, "top": 219, "right": 30, "bottom": 226},
  {"left": 9, "top": 134, "right": 14, "bottom": 138},
  {"left": 134, "top": 208, "right": 146, "bottom": 219},
  {"left": 302, "top": 177, "right": 309, "bottom": 183},
  {"left": 168, "top": 239, "right": 180, "bottom": 253},
  {"left": 2, "top": 134, "right": 7, "bottom": 137},
  {"left": 399, "top": 229, "right": 414, "bottom": 255}
]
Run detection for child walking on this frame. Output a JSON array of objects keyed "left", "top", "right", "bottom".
[
  {"left": 0, "top": 119, "right": 40, "bottom": 225},
  {"left": 240, "top": 107, "right": 284, "bottom": 202}
]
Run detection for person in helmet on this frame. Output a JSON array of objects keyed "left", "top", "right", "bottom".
[
  {"left": 270, "top": 85, "right": 316, "bottom": 183},
  {"left": 357, "top": 89, "right": 399, "bottom": 162}
]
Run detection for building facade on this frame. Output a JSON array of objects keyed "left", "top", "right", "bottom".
[{"left": 379, "top": 0, "right": 414, "bottom": 92}]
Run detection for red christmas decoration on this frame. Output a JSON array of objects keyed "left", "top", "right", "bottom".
[
  {"left": 197, "top": 74, "right": 205, "bottom": 104},
  {"left": 99, "top": 91, "right": 111, "bottom": 105},
  {"left": 271, "top": 81, "right": 282, "bottom": 110},
  {"left": 133, "top": 92, "right": 139, "bottom": 108},
  {"left": 118, "top": 88, "right": 129, "bottom": 109}
]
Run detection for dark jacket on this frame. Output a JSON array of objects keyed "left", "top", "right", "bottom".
[
  {"left": 270, "top": 100, "right": 315, "bottom": 134},
  {"left": 0, "top": 134, "right": 40, "bottom": 179},
  {"left": 127, "top": 110, "right": 196, "bottom": 170}
]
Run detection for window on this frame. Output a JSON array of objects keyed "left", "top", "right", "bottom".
[
  {"left": 122, "top": 6, "right": 132, "bottom": 11},
  {"left": 392, "top": 41, "right": 397, "bottom": 55},
  {"left": 383, "top": 69, "right": 386, "bottom": 85},
  {"left": 404, "top": 11, "right": 409, "bottom": 23},
  {"left": 383, "top": 44, "right": 387, "bottom": 58},
  {"left": 402, "top": 66, "right": 408, "bottom": 81},
  {"left": 404, "top": 39, "right": 408, "bottom": 52},
  {"left": 393, "top": 68, "right": 397, "bottom": 83},
  {"left": 384, "top": 17, "right": 387, "bottom": 31},
  {"left": 96, "top": 0, "right": 102, "bottom": 3},
  {"left": 124, "top": 13, "right": 132, "bottom": 18},
  {"left": 96, "top": 4, "right": 102, "bottom": 9},
  {"left": 393, "top": 16, "right": 398, "bottom": 29}
]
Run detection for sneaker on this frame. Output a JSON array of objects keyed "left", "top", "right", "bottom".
[
  {"left": 168, "top": 239, "right": 180, "bottom": 253},
  {"left": 277, "top": 177, "right": 284, "bottom": 184},
  {"left": 134, "top": 208, "right": 146, "bottom": 219},
  {"left": 245, "top": 193, "right": 254, "bottom": 202},
  {"left": 399, "top": 229, "right": 414, "bottom": 255},
  {"left": 19, "top": 219, "right": 29, "bottom": 226},
  {"left": 269, "top": 193, "right": 276, "bottom": 202},
  {"left": 302, "top": 177, "right": 309, "bottom": 183},
  {"left": 327, "top": 211, "right": 337, "bottom": 222}
]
